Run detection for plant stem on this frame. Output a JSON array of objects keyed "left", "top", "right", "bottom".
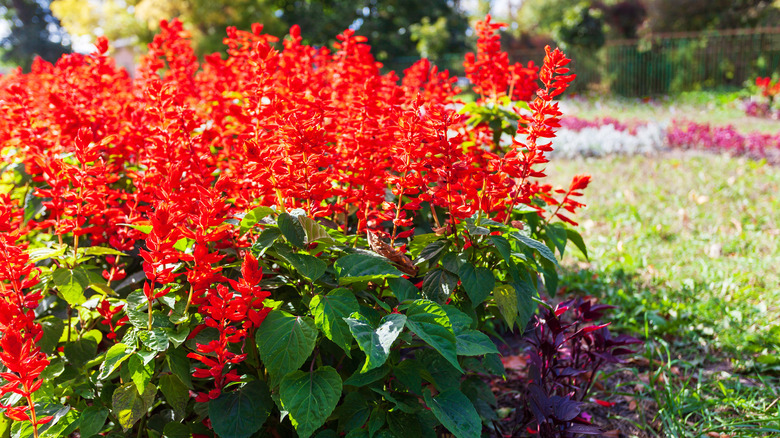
[
  {"left": 67, "top": 306, "right": 72, "bottom": 342},
  {"left": 24, "top": 393, "right": 39, "bottom": 438},
  {"left": 148, "top": 298, "right": 154, "bottom": 330}
]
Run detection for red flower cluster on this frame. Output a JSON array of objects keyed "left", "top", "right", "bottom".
[
  {"left": 756, "top": 76, "right": 780, "bottom": 99},
  {"left": 188, "top": 255, "right": 270, "bottom": 401},
  {"left": 0, "top": 195, "right": 51, "bottom": 431},
  {"left": 464, "top": 14, "right": 539, "bottom": 102}
]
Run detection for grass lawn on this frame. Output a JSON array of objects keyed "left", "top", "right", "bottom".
[{"left": 546, "top": 153, "right": 780, "bottom": 436}]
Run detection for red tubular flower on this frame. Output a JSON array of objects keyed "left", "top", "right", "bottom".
[
  {"left": 96, "top": 299, "right": 129, "bottom": 340},
  {"left": 189, "top": 255, "right": 270, "bottom": 401}
]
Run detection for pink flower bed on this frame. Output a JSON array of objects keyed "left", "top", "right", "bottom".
[{"left": 666, "top": 121, "right": 780, "bottom": 164}]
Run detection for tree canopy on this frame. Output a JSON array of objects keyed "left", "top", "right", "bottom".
[
  {"left": 1, "top": 0, "right": 71, "bottom": 70},
  {"left": 49, "top": 0, "right": 469, "bottom": 61}
]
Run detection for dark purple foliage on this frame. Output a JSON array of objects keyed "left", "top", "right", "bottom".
[{"left": 522, "top": 297, "right": 642, "bottom": 438}]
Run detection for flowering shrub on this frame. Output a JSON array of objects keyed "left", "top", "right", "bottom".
[{"left": 0, "top": 15, "right": 592, "bottom": 438}]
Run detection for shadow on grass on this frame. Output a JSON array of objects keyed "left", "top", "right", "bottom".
[{"left": 556, "top": 267, "right": 780, "bottom": 437}]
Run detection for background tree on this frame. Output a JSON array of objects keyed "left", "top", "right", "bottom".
[
  {"left": 1, "top": 0, "right": 71, "bottom": 70},
  {"left": 51, "top": 0, "right": 284, "bottom": 54},
  {"left": 50, "top": 0, "right": 469, "bottom": 62},
  {"left": 645, "top": 0, "right": 780, "bottom": 33},
  {"left": 551, "top": 2, "right": 606, "bottom": 51},
  {"left": 271, "top": 0, "right": 469, "bottom": 61}
]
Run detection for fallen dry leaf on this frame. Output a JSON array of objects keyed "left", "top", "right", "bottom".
[
  {"left": 367, "top": 231, "right": 418, "bottom": 276},
  {"left": 501, "top": 354, "right": 528, "bottom": 371},
  {"left": 602, "top": 430, "right": 620, "bottom": 438}
]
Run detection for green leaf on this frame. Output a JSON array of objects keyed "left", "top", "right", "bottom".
[
  {"left": 513, "top": 277, "right": 538, "bottom": 330},
  {"left": 80, "top": 246, "right": 126, "bottom": 257},
  {"left": 493, "top": 285, "right": 518, "bottom": 330},
  {"left": 99, "top": 343, "right": 134, "bottom": 379},
  {"left": 121, "top": 223, "right": 152, "bottom": 234},
  {"left": 387, "top": 411, "right": 422, "bottom": 438},
  {"left": 457, "top": 263, "right": 494, "bottom": 308},
  {"left": 173, "top": 238, "right": 191, "bottom": 252},
  {"left": 545, "top": 223, "right": 567, "bottom": 258},
  {"left": 208, "top": 380, "right": 273, "bottom": 438},
  {"left": 64, "top": 338, "right": 98, "bottom": 369},
  {"left": 488, "top": 235, "right": 520, "bottom": 282},
  {"left": 401, "top": 300, "right": 461, "bottom": 373},
  {"left": 166, "top": 348, "right": 193, "bottom": 389},
  {"left": 255, "top": 311, "right": 317, "bottom": 385},
  {"left": 461, "top": 377, "right": 498, "bottom": 422},
  {"left": 455, "top": 330, "right": 499, "bottom": 356},
  {"left": 343, "top": 363, "right": 390, "bottom": 387},
  {"left": 511, "top": 233, "right": 560, "bottom": 268},
  {"left": 423, "top": 389, "right": 481, "bottom": 438},
  {"left": 163, "top": 422, "right": 191, "bottom": 438},
  {"left": 251, "top": 228, "right": 282, "bottom": 256},
  {"left": 387, "top": 277, "right": 420, "bottom": 302},
  {"left": 89, "top": 282, "right": 116, "bottom": 297},
  {"left": 52, "top": 267, "right": 89, "bottom": 305},
  {"left": 414, "top": 240, "right": 450, "bottom": 265},
  {"left": 393, "top": 360, "right": 424, "bottom": 394},
  {"left": 164, "top": 325, "right": 190, "bottom": 349},
  {"left": 39, "top": 317, "right": 65, "bottom": 355},
  {"left": 336, "top": 392, "right": 370, "bottom": 432},
  {"left": 417, "top": 349, "right": 460, "bottom": 392},
  {"left": 280, "top": 367, "right": 342, "bottom": 438},
  {"left": 138, "top": 328, "right": 169, "bottom": 352},
  {"left": 112, "top": 383, "right": 156, "bottom": 431},
  {"left": 159, "top": 374, "right": 189, "bottom": 420},
  {"left": 298, "top": 215, "right": 336, "bottom": 245},
  {"left": 421, "top": 269, "right": 458, "bottom": 304},
  {"left": 78, "top": 406, "right": 109, "bottom": 438},
  {"left": 335, "top": 253, "right": 402, "bottom": 284},
  {"left": 240, "top": 206, "right": 275, "bottom": 234},
  {"left": 127, "top": 354, "right": 154, "bottom": 395},
  {"left": 310, "top": 289, "right": 359, "bottom": 355},
  {"left": 368, "top": 408, "right": 386, "bottom": 437},
  {"left": 345, "top": 313, "right": 406, "bottom": 372},
  {"left": 275, "top": 246, "right": 327, "bottom": 281},
  {"left": 278, "top": 213, "right": 306, "bottom": 248},
  {"left": 27, "top": 244, "right": 68, "bottom": 263},
  {"left": 23, "top": 190, "right": 42, "bottom": 223},
  {"left": 540, "top": 257, "right": 559, "bottom": 295},
  {"left": 441, "top": 306, "right": 472, "bottom": 333},
  {"left": 566, "top": 228, "right": 589, "bottom": 260}
]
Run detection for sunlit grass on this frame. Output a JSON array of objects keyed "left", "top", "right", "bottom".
[{"left": 546, "top": 152, "right": 780, "bottom": 435}]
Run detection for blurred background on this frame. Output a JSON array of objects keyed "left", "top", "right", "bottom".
[{"left": 2, "top": 0, "right": 780, "bottom": 96}]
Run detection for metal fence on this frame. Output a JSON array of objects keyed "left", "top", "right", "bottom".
[
  {"left": 387, "top": 27, "right": 780, "bottom": 97},
  {"left": 606, "top": 27, "right": 780, "bottom": 96}
]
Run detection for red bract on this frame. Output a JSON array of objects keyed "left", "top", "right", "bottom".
[{"left": 0, "top": 196, "right": 50, "bottom": 433}]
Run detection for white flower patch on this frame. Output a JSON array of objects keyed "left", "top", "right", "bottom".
[{"left": 549, "top": 123, "right": 667, "bottom": 158}]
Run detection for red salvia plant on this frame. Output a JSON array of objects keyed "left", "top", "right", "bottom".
[{"left": 0, "top": 14, "right": 599, "bottom": 437}]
